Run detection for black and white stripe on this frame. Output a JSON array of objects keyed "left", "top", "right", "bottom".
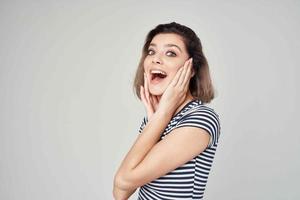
[{"left": 137, "top": 99, "right": 221, "bottom": 200}]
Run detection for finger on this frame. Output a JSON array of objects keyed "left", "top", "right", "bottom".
[
  {"left": 151, "top": 95, "right": 159, "bottom": 109},
  {"left": 153, "top": 95, "right": 159, "bottom": 105},
  {"left": 144, "top": 73, "right": 150, "bottom": 103},
  {"left": 176, "top": 60, "right": 188, "bottom": 86},
  {"left": 141, "top": 85, "right": 149, "bottom": 105},
  {"left": 170, "top": 66, "right": 184, "bottom": 87},
  {"left": 141, "top": 85, "right": 155, "bottom": 117},
  {"left": 149, "top": 94, "right": 154, "bottom": 104},
  {"left": 140, "top": 85, "right": 147, "bottom": 104},
  {"left": 176, "top": 58, "right": 191, "bottom": 86},
  {"left": 149, "top": 95, "right": 155, "bottom": 107},
  {"left": 147, "top": 94, "right": 155, "bottom": 112},
  {"left": 182, "top": 58, "right": 193, "bottom": 89}
]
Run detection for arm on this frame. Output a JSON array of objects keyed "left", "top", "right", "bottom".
[
  {"left": 113, "top": 107, "right": 173, "bottom": 190},
  {"left": 114, "top": 111, "right": 210, "bottom": 191},
  {"left": 113, "top": 58, "right": 194, "bottom": 198},
  {"left": 113, "top": 184, "right": 136, "bottom": 200}
]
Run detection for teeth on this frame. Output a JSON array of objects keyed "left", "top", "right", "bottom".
[{"left": 150, "top": 69, "right": 167, "bottom": 75}]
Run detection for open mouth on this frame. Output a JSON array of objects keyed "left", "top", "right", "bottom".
[{"left": 150, "top": 70, "right": 167, "bottom": 81}]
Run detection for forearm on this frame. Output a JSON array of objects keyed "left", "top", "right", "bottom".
[{"left": 114, "top": 108, "right": 173, "bottom": 190}]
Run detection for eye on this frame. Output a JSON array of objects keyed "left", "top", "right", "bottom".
[
  {"left": 147, "top": 49, "right": 155, "bottom": 55},
  {"left": 147, "top": 49, "right": 177, "bottom": 57},
  {"left": 166, "top": 51, "right": 176, "bottom": 57}
]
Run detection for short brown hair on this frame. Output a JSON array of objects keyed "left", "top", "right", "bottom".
[{"left": 133, "top": 22, "right": 215, "bottom": 104}]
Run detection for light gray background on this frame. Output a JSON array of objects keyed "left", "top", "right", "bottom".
[{"left": 0, "top": 0, "right": 299, "bottom": 199}]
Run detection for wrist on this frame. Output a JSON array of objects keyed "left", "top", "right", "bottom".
[{"left": 155, "top": 106, "right": 174, "bottom": 119}]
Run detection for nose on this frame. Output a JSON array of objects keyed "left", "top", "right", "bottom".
[{"left": 152, "top": 54, "right": 163, "bottom": 64}]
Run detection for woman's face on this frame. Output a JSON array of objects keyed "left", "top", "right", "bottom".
[{"left": 144, "top": 33, "right": 190, "bottom": 96}]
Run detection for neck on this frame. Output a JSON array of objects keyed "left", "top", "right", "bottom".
[{"left": 173, "top": 91, "right": 195, "bottom": 116}]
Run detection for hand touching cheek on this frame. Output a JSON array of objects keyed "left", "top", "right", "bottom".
[{"left": 157, "top": 58, "right": 193, "bottom": 115}]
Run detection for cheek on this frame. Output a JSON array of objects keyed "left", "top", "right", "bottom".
[
  {"left": 165, "top": 64, "right": 185, "bottom": 83},
  {"left": 168, "top": 65, "right": 182, "bottom": 77},
  {"left": 165, "top": 59, "right": 186, "bottom": 70}
]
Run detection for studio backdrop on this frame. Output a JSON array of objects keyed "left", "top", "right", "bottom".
[{"left": 0, "top": 0, "right": 299, "bottom": 199}]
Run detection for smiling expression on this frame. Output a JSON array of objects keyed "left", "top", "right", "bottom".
[{"left": 143, "top": 33, "right": 190, "bottom": 95}]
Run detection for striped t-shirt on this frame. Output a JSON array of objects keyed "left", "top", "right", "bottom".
[{"left": 137, "top": 99, "right": 221, "bottom": 200}]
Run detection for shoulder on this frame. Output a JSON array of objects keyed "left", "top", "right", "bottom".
[
  {"left": 179, "top": 102, "right": 220, "bottom": 125},
  {"left": 175, "top": 102, "right": 221, "bottom": 147}
]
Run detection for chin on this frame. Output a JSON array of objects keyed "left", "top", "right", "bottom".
[
  {"left": 147, "top": 78, "right": 170, "bottom": 96},
  {"left": 149, "top": 87, "right": 165, "bottom": 96}
]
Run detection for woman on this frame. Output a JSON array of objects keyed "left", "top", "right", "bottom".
[{"left": 113, "top": 22, "right": 221, "bottom": 200}]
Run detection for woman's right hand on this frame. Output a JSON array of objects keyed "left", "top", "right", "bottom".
[{"left": 140, "top": 73, "right": 159, "bottom": 120}]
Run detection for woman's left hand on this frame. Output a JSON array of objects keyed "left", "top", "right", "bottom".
[{"left": 157, "top": 58, "right": 193, "bottom": 115}]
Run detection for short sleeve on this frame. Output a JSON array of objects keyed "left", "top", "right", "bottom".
[
  {"left": 138, "top": 116, "right": 148, "bottom": 134},
  {"left": 175, "top": 107, "right": 221, "bottom": 148}
]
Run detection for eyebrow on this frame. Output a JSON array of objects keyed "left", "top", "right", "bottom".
[{"left": 149, "top": 43, "right": 182, "bottom": 53}]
